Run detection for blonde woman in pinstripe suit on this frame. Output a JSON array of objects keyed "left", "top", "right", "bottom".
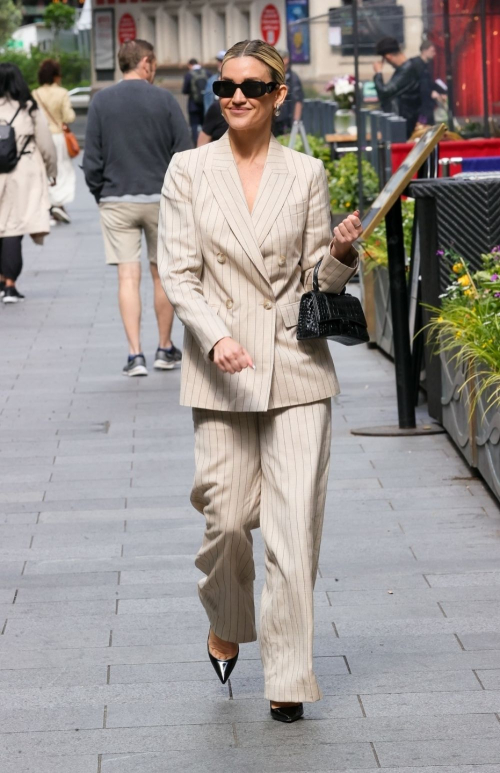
[{"left": 159, "top": 40, "right": 363, "bottom": 723}]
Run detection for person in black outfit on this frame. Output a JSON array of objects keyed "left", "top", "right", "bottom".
[
  {"left": 273, "top": 50, "right": 304, "bottom": 136},
  {"left": 412, "top": 40, "right": 438, "bottom": 126},
  {"left": 182, "top": 58, "right": 208, "bottom": 146},
  {"left": 197, "top": 100, "right": 228, "bottom": 145},
  {"left": 373, "top": 37, "right": 421, "bottom": 139}
]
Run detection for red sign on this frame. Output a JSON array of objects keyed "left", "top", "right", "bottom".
[
  {"left": 118, "top": 13, "right": 136, "bottom": 44},
  {"left": 260, "top": 4, "right": 281, "bottom": 46}
]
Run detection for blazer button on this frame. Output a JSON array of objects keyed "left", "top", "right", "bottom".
[
  {"left": 278, "top": 255, "right": 286, "bottom": 266},
  {"left": 217, "top": 253, "right": 227, "bottom": 264},
  {"left": 264, "top": 300, "right": 273, "bottom": 310},
  {"left": 226, "top": 299, "right": 233, "bottom": 309}
]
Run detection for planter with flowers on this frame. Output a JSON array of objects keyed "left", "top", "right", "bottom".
[
  {"left": 425, "top": 250, "right": 500, "bottom": 500},
  {"left": 326, "top": 76, "right": 356, "bottom": 135}
]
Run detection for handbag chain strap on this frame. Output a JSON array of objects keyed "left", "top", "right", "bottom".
[{"left": 312, "top": 258, "right": 346, "bottom": 296}]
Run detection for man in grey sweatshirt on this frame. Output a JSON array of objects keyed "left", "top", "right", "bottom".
[{"left": 84, "top": 39, "right": 192, "bottom": 377}]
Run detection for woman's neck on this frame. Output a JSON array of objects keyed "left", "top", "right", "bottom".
[{"left": 228, "top": 126, "right": 271, "bottom": 164}]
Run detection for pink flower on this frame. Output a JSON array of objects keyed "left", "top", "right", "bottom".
[{"left": 491, "top": 274, "right": 499, "bottom": 281}]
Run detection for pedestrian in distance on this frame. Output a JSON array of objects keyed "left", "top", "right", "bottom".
[
  {"left": 83, "top": 39, "right": 192, "bottom": 377},
  {"left": 197, "top": 100, "right": 228, "bottom": 146},
  {"left": 33, "top": 59, "right": 76, "bottom": 225},
  {"left": 0, "top": 63, "right": 57, "bottom": 304},
  {"left": 273, "top": 49, "right": 304, "bottom": 136},
  {"left": 159, "top": 40, "right": 362, "bottom": 723},
  {"left": 204, "top": 50, "right": 226, "bottom": 114},
  {"left": 373, "top": 37, "right": 421, "bottom": 138},
  {"left": 182, "top": 58, "right": 209, "bottom": 146}
]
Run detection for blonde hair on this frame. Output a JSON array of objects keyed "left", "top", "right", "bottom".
[{"left": 222, "top": 40, "right": 286, "bottom": 84}]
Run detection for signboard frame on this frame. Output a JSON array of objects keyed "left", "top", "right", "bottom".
[
  {"left": 361, "top": 123, "right": 447, "bottom": 239},
  {"left": 93, "top": 8, "right": 115, "bottom": 72},
  {"left": 286, "top": 0, "right": 311, "bottom": 64},
  {"left": 260, "top": 4, "right": 281, "bottom": 47}
]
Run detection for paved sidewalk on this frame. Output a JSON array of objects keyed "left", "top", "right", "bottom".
[{"left": 0, "top": 174, "right": 499, "bottom": 773}]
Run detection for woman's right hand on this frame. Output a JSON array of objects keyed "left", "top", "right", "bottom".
[{"left": 212, "top": 337, "right": 254, "bottom": 374}]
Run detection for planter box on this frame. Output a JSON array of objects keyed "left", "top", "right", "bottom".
[
  {"left": 373, "top": 265, "right": 394, "bottom": 358},
  {"left": 474, "top": 377, "right": 500, "bottom": 501},
  {"left": 440, "top": 350, "right": 475, "bottom": 466},
  {"left": 440, "top": 350, "right": 500, "bottom": 502},
  {"left": 359, "top": 263, "right": 394, "bottom": 356}
]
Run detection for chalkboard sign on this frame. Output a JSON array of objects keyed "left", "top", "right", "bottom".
[
  {"left": 361, "top": 123, "right": 447, "bottom": 240},
  {"left": 329, "top": 5, "right": 404, "bottom": 56}
]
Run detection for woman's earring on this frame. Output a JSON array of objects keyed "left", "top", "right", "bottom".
[{"left": 274, "top": 104, "right": 281, "bottom": 117}]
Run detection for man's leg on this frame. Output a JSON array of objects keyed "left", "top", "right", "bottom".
[
  {"left": 99, "top": 203, "right": 143, "bottom": 361},
  {"left": 117, "top": 262, "right": 142, "bottom": 355},
  {"left": 149, "top": 263, "right": 174, "bottom": 349}
]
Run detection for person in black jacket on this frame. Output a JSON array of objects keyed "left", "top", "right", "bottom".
[{"left": 373, "top": 37, "right": 421, "bottom": 138}]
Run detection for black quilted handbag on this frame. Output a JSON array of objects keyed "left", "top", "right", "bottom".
[{"left": 297, "top": 259, "right": 369, "bottom": 346}]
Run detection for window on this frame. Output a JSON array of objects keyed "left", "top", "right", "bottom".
[
  {"left": 214, "top": 10, "right": 227, "bottom": 52},
  {"left": 240, "top": 9, "right": 250, "bottom": 40},
  {"left": 190, "top": 12, "right": 203, "bottom": 60},
  {"left": 144, "top": 15, "right": 156, "bottom": 49},
  {"left": 164, "top": 13, "right": 179, "bottom": 63}
]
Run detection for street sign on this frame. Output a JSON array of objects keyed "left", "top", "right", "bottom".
[
  {"left": 261, "top": 4, "right": 281, "bottom": 46},
  {"left": 118, "top": 13, "right": 137, "bottom": 45}
]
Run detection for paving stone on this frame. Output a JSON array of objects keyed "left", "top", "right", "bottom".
[
  {"left": 235, "top": 713, "right": 500, "bottom": 746},
  {"left": 360, "top": 690, "right": 500, "bottom": 716},
  {"left": 0, "top": 666, "right": 107, "bottom": 689},
  {"left": 0, "top": 571, "right": 119, "bottom": 590},
  {"left": 1, "top": 755, "right": 97, "bottom": 773},
  {"left": 0, "top": 723, "right": 235, "bottom": 756},
  {"left": 0, "top": 705, "right": 103, "bottom": 733},
  {"left": 346, "top": 650, "right": 500, "bottom": 675},
  {"left": 374, "top": 737, "right": 500, "bottom": 768},
  {"left": 229, "top": 668, "right": 480, "bottom": 698},
  {"left": 100, "top": 744, "right": 377, "bottom": 772},
  {"left": 1, "top": 618, "right": 111, "bottom": 649}
]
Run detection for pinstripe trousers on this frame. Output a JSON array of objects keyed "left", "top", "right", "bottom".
[{"left": 190, "top": 399, "right": 331, "bottom": 703}]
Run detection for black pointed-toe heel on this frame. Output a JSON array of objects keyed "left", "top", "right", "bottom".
[
  {"left": 270, "top": 702, "right": 304, "bottom": 723},
  {"left": 207, "top": 635, "right": 239, "bottom": 685}
]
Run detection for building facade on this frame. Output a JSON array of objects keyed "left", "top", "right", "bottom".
[{"left": 91, "top": 0, "right": 424, "bottom": 90}]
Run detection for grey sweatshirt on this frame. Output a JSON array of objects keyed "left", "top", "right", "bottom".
[{"left": 83, "top": 79, "right": 192, "bottom": 202}]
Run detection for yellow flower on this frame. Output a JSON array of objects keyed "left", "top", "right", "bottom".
[
  {"left": 464, "top": 288, "right": 475, "bottom": 297},
  {"left": 345, "top": 202, "right": 351, "bottom": 209},
  {"left": 458, "top": 275, "right": 471, "bottom": 287},
  {"left": 437, "top": 316, "right": 444, "bottom": 322},
  {"left": 452, "top": 262, "right": 463, "bottom": 274},
  {"left": 455, "top": 331, "right": 462, "bottom": 338}
]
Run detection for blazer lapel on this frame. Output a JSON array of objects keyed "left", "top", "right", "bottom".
[
  {"left": 204, "top": 134, "right": 271, "bottom": 286},
  {"left": 251, "top": 137, "right": 296, "bottom": 247}
]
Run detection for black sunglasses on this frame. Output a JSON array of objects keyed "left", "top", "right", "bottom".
[{"left": 213, "top": 80, "right": 278, "bottom": 99}]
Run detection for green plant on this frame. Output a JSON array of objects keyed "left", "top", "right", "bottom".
[
  {"left": 0, "top": 0, "right": 22, "bottom": 47},
  {"left": 328, "top": 153, "right": 379, "bottom": 213},
  {"left": 362, "top": 199, "right": 415, "bottom": 272},
  {"left": 424, "top": 248, "right": 500, "bottom": 416},
  {"left": 0, "top": 48, "right": 90, "bottom": 91},
  {"left": 44, "top": 2, "right": 76, "bottom": 51},
  {"left": 277, "top": 136, "right": 379, "bottom": 214}
]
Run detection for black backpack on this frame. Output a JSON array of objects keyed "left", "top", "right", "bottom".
[
  {"left": 0, "top": 106, "right": 32, "bottom": 174},
  {"left": 190, "top": 68, "right": 208, "bottom": 107}
]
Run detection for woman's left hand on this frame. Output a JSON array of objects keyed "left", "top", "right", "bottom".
[{"left": 331, "top": 210, "right": 364, "bottom": 264}]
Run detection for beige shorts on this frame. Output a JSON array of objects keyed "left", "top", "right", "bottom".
[{"left": 99, "top": 201, "right": 160, "bottom": 265}]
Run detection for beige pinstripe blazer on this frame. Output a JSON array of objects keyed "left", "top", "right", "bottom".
[{"left": 158, "top": 133, "right": 358, "bottom": 413}]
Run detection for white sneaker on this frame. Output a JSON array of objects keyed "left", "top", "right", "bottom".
[{"left": 51, "top": 206, "right": 71, "bottom": 224}]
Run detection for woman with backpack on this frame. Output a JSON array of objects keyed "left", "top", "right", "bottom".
[
  {"left": 33, "top": 59, "right": 76, "bottom": 225},
  {"left": 0, "top": 63, "right": 57, "bottom": 303}
]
